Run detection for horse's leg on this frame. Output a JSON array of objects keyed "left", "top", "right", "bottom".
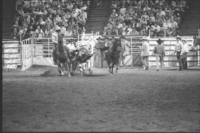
[
  {"left": 58, "top": 65, "right": 62, "bottom": 76},
  {"left": 61, "top": 63, "right": 66, "bottom": 76},
  {"left": 78, "top": 64, "right": 83, "bottom": 76},
  {"left": 108, "top": 63, "right": 114, "bottom": 74},
  {"left": 88, "top": 61, "right": 93, "bottom": 75},
  {"left": 80, "top": 63, "right": 85, "bottom": 76},
  {"left": 56, "top": 60, "right": 62, "bottom": 76},
  {"left": 70, "top": 63, "right": 73, "bottom": 76},
  {"left": 108, "top": 65, "right": 111, "bottom": 73},
  {"left": 111, "top": 63, "right": 114, "bottom": 74},
  {"left": 63, "top": 61, "right": 71, "bottom": 77},
  {"left": 115, "top": 64, "right": 119, "bottom": 73},
  {"left": 67, "top": 62, "right": 72, "bottom": 77},
  {"left": 72, "top": 62, "right": 77, "bottom": 75},
  {"left": 58, "top": 63, "right": 65, "bottom": 76},
  {"left": 107, "top": 61, "right": 111, "bottom": 74}
]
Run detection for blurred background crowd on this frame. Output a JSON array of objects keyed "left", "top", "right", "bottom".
[
  {"left": 13, "top": 0, "right": 91, "bottom": 39},
  {"left": 103, "top": 0, "right": 188, "bottom": 37}
]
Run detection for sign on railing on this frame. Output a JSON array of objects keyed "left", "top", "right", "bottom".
[{"left": 3, "top": 40, "right": 20, "bottom": 70}]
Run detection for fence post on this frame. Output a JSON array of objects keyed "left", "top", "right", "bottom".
[
  {"left": 198, "top": 45, "right": 200, "bottom": 66},
  {"left": 20, "top": 40, "right": 24, "bottom": 70},
  {"left": 131, "top": 36, "right": 134, "bottom": 67},
  {"left": 48, "top": 38, "right": 49, "bottom": 57},
  {"left": 31, "top": 38, "right": 33, "bottom": 65}
]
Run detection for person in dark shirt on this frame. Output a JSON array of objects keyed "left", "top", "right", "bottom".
[
  {"left": 175, "top": 36, "right": 183, "bottom": 70},
  {"left": 154, "top": 38, "right": 165, "bottom": 71}
]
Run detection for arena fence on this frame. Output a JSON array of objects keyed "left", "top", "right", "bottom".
[
  {"left": 148, "top": 37, "right": 197, "bottom": 67},
  {"left": 2, "top": 35, "right": 200, "bottom": 71},
  {"left": 21, "top": 33, "right": 99, "bottom": 71},
  {"left": 120, "top": 36, "right": 198, "bottom": 68}
]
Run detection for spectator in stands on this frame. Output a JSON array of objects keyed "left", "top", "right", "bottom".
[
  {"left": 104, "top": 0, "right": 188, "bottom": 37},
  {"left": 13, "top": 0, "right": 91, "bottom": 39}
]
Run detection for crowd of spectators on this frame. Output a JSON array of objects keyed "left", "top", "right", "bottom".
[
  {"left": 13, "top": 0, "right": 91, "bottom": 40},
  {"left": 103, "top": 0, "right": 189, "bottom": 37}
]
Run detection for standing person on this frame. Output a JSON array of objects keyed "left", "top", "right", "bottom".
[
  {"left": 181, "top": 40, "right": 190, "bottom": 70},
  {"left": 175, "top": 36, "right": 183, "bottom": 71},
  {"left": 154, "top": 39, "right": 165, "bottom": 71},
  {"left": 141, "top": 38, "right": 150, "bottom": 70}
]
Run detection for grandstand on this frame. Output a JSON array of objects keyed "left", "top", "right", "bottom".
[{"left": 2, "top": 0, "right": 200, "bottom": 39}]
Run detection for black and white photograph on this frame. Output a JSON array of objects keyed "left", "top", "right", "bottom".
[{"left": 2, "top": 0, "right": 200, "bottom": 132}]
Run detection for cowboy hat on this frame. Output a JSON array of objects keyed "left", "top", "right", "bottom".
[{"left": 157, "top": 38, "right": 163, "bottom": 44}]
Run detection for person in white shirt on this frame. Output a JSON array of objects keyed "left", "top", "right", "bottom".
[
  {"left": 181, "top": 40, "right": 190, "bottom": 70},
  {"left": 175, "top": 36, "right": 184, "bottom": 70},
  {"left": 141, "top": 38, "right": 150, "bottom": 70},
  {"left": 154, "top": 39, "right": 165, "bottom": 71}
]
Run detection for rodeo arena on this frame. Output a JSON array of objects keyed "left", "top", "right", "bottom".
[{"left": 2, "top": 0, "right": 200, "bottom": 132}]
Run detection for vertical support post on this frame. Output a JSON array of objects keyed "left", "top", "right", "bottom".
[
  {"left": 20, "top": 40, "right": 23, "bottom": 70},
  {"left": 131, "top": 36, "right": 134, "bottom": 67},
  {"left": 149, "top": 29, "right": 151, "bottom": 38},
  {"left": 21, "top": 40, "right": 24, "bottom": 71},
  {"left": 31, "top": 38, "right": 34, "bottom": 65},
  {"left": 101, "top": 49, "right": 103, "bottom": 68},
  {"left": 198, "top": 45, "right": 200, "bottom": 66},
  {"left": 48, "top": 38, "right": 49, "bottom": 57},
  {"left": 20, "top": 33, "right": 22, "bottom": 42},
  {"left": 77, "top": 34, "right": 79, "bottom": 47}
]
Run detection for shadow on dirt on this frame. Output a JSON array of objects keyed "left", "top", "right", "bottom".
[
  {"left": 39, "top": 70, "right": 108, "bottom": 78},
  {"left": 163, "top": 68, "right": 200, "bottom": 71},
  {"left": 83, "top": 74, "right": 108, "bottom": 77},
  {"left": 40, "top": 73, "right": 108, "bottom": 78}
]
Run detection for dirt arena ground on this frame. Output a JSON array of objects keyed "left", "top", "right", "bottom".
[{"left": 2, "top": 66, "right": 200, "bottom": 132}]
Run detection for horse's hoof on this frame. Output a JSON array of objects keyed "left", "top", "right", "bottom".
[{"left": 61, "top": 73, "right": 65, "bottom": 76}]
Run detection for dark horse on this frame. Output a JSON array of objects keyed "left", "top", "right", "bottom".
[
  {"left": 52, "top": 34, "right": 75, "bottom": 77},
  {"left": 104, "top": 38, "right": 122, "bottom": 74}
]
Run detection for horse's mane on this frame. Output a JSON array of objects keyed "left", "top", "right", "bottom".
[
  {"left": 56, "top": 36, "right": 71, "bottom": 59},
  {"left": 58, "top": 39, "right": 65, "bottom": 53}
]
